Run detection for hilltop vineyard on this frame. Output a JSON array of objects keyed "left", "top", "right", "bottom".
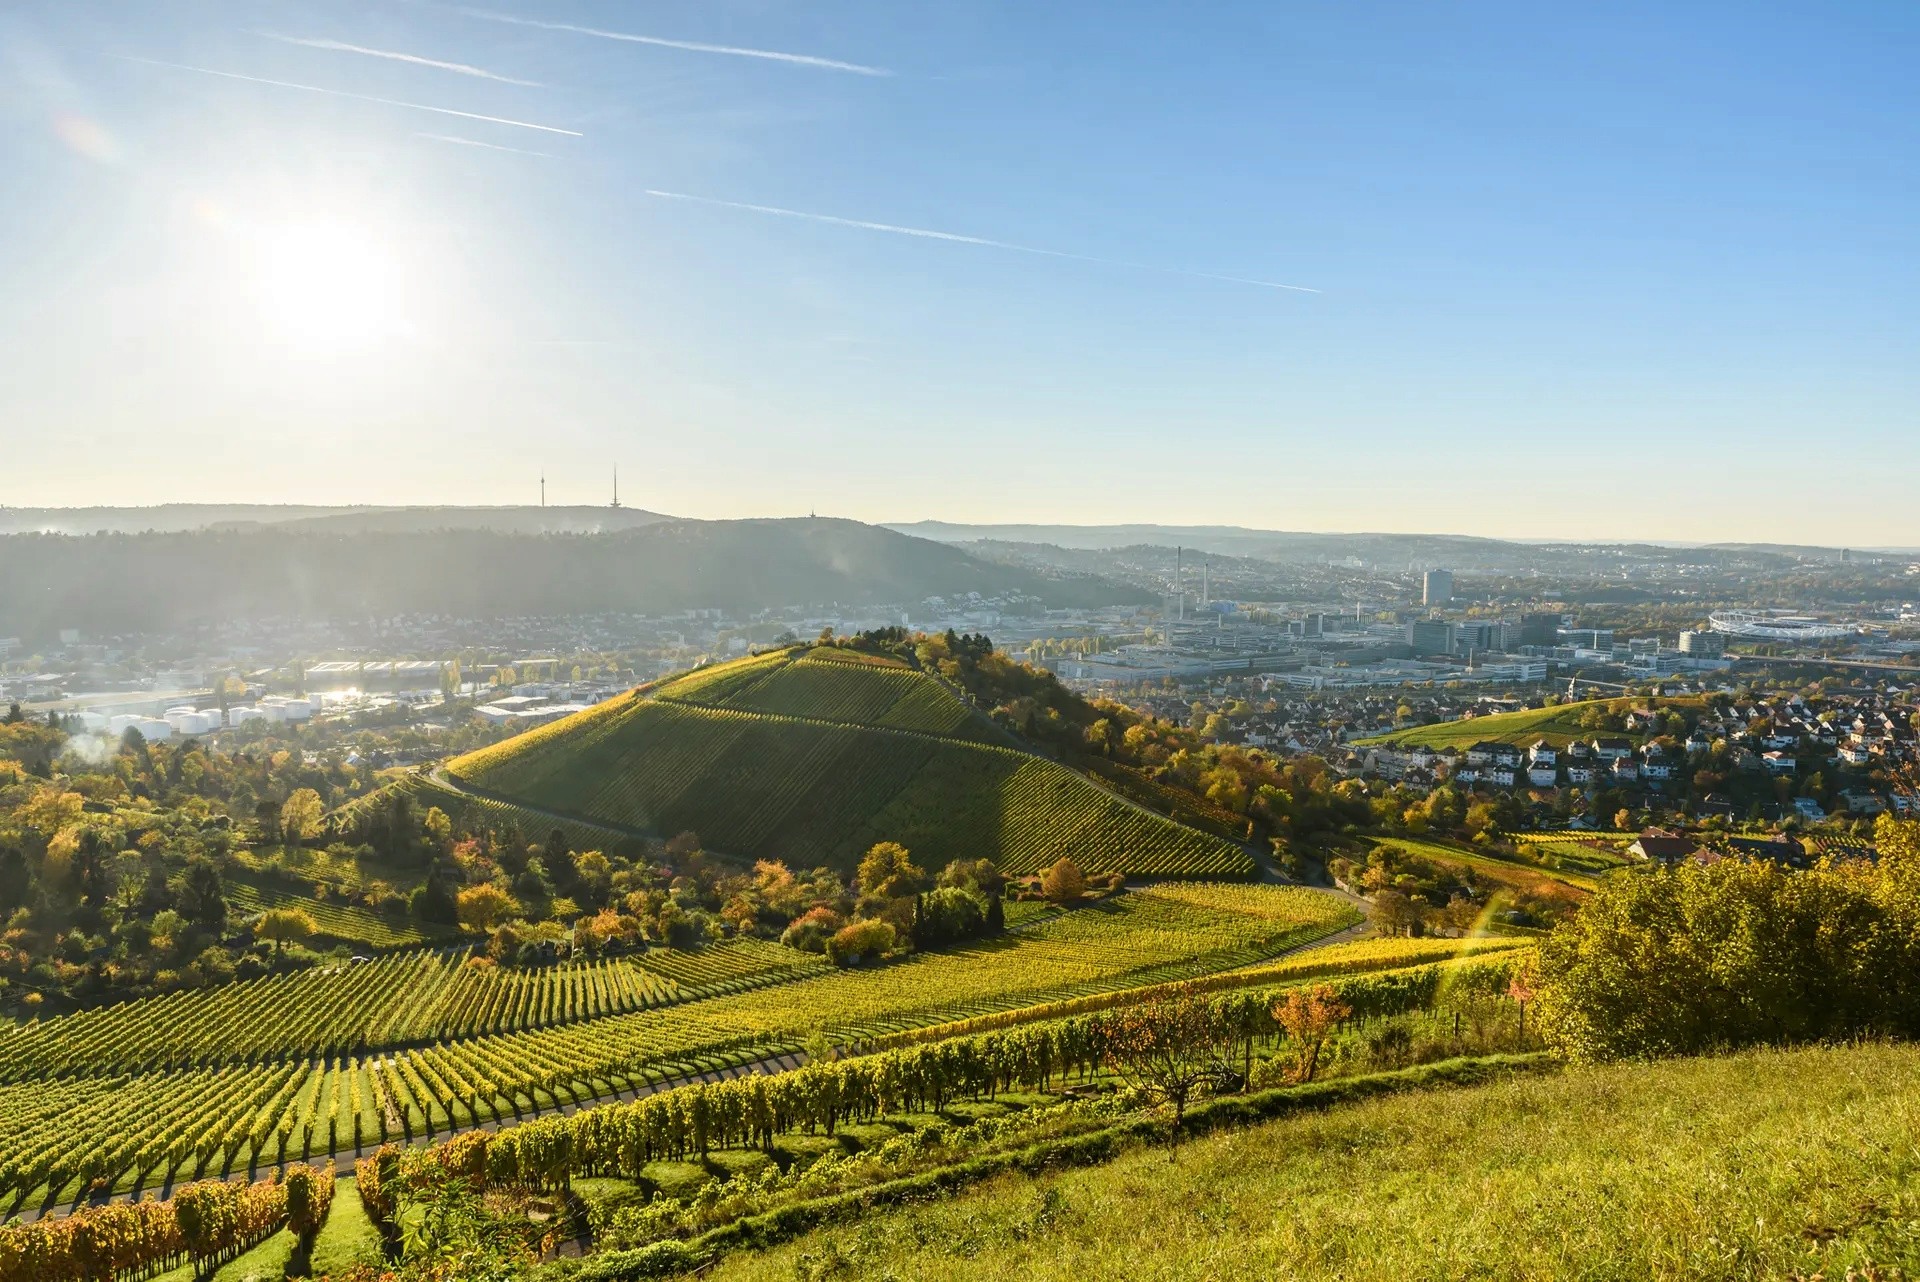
[{"left": 446, "top": 647, "right": 1253, "bottom": 879}]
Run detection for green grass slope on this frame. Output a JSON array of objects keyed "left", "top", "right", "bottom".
[
  {"left": 701, "top": 1042, "right": 1920, "bottom": 1282},
  {"left": 1356, "top": 698, "right": 1633, "bottom": 750},
  {"left": 447, "top": 648, "right": 1250, "bottom": 878}
]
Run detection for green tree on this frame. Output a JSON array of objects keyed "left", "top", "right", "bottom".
[{"left": 255, "top": 906, "right": 318, "bottom": 957}]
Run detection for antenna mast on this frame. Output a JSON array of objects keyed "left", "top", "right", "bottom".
[{"left": 611, "top": 466, "right": 621, "bottom": 509}]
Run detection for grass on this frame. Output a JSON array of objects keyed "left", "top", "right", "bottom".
[
  {"left": 697, "top": 1042, "right": 1920, "bottom": 1282},
  {"left": 1355, "top": 698, "right": 1649, "bottom": 750},
  {"left": 1372, "top": 835, "right": 1601, "bottom": 894},
  {"left": 444, "top": 650, "right": 1251, "bottom": 879},
  {"left": 308, "top": 1175, "right": 384, "bottom": 1276},
  {"left": 150, "top": 1228, "right": 297, "bottom": 1282},
  {"left": 223, "top": 877, "right": 455, "bottom": 951}
]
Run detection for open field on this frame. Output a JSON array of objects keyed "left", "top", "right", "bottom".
[
  {"left": 698, "top": 1042, "right": 1920, "bottom": 1282},
  {"left": 1369, "top": 835, "right": 1602, "bottom": 895},
  {"left": 1355, "top": 698, "right": 1663, "bottom": 750},
  {"left": 446, "top": 649, "right": 1251, "bottom": 878}
]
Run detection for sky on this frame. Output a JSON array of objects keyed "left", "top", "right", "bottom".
[{"left": 1, "top": 1, "right": 1915, "bottom": 544}]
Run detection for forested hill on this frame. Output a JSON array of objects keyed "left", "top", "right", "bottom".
[{"left": 0, "top": 518, "right": 1144, "bottom": 635}]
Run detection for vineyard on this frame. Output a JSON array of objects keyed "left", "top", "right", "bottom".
[
  {"left": 328, "top": 772, "right": 641, "bottom": 853},
  {"left": 445, "top": 654, "right": 1252, "bottom": 879},
  {"left": 0, "top": 940, "right": 826, "bottom": 1080},
  {"left": 0, "top": 885, "right": 1355, "bottom": 1209},
  {"left": 223, "top": 878, "right": 452, "bottom": 952}
]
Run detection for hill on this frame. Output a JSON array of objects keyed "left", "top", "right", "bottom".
[
  {"left": 444, "top": 644, "right": 1250, "bottom": 877},
  {"left": 692, "top": 1042, "right": 1920, "bottom": 1282},
  {"left": 0, "top": 518, "right": 1144, "bottom": 635}
]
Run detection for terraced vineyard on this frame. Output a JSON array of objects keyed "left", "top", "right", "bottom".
[
  {"left": 223, "top": 879, "right": 454, "bottom": 951},
  {"left": 446, "top": 647, "right": 1251, "bottom": 878},
  {"left": 0, "top": 885, "right": 1357, "bottom": 1209},
  {"left": 328, "top": 773, "right": 638, "bottom": 852},
  {"left": 0, "top": 940, "right": 823, "bottom": 1080}
]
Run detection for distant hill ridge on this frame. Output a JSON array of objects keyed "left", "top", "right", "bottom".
[
  {"left": 0, "top": 518, "right": 1143, "bottom": 635},
  {"left": 444, "top": 643, "right": 1252, "bottom": 878}
]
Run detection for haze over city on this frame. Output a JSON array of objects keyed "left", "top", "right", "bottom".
[{"left": 4, "top": 0, "right": 1915, "bottom": 544}]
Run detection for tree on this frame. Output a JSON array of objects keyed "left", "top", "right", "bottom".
[
  {"left": 1102, "top": 983, "right": 1237, "bottom": 1148},
  {"left": 857, "top": 842, "right": 926, "bottom": 899},
  {"left": 255, "top": 907, "right": 318, "bottom": 957},
  {"left": 456, "top": 883, "right": 520, "bottom": 934},
  {"left": 1536, "top": 855, "right": 1920, "bottom": 1061},
  {"left": 1041, "top": 856, "right": 1088, "bottom": 904},
  {"left": 911, "top": 886, "right": 988, "bottom": 947},
  {"left": 1271, "top": 984, "right": 1352, "bottom": 1083},
  {"left": 825, "top": 918, "right": 896, "bottom": 966},
  {"left": 178, "top": 856, "right": 228, "bottom": 936},
  {"left": 279, "top": 788, "right": 325, "bottom": 844},
  {"left": 1370, "top": 888, "right": 1424, "bottom": 937}
]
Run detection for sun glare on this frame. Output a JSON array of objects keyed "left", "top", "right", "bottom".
[{"left": 246, "top": 218, "right": 413, "bottom": 349}]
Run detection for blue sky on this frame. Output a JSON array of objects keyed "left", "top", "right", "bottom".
[{"left": 2, "top": 1, "right": 1915, "bottom": 543}]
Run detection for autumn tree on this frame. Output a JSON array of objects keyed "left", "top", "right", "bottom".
[
  {"left": 279, "top": 788, "right": 324, "bottom": 843},
  {"left": 456, "top": 883, "right": 520, "bottom": 934},
  {"left": 857, "top": 842, "right": 927, "bottom": 899},
  {"left": 1271, "top": 984, "right": 1352, "bottom": 1083},
  {"left": 1041, "top": 856, "right": 1088, "bottom": 904},
  {"left": 1370, "top": 887, "right": 1424, "bottom": 937},
  {"left": 1101, "top": 983, "right": 1237, "bottom": 1147}
]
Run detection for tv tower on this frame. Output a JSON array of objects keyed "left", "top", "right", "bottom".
[
  {"left": 611, "top": 465, "right": 621, "bottom": 509},
  {"left": 540, "top": 472, "right": 546, "bottom": 508}
]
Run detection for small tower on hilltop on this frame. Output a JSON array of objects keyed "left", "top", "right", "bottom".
[{"left": 611, "top": 465, "right": 621, "bottom": 509}]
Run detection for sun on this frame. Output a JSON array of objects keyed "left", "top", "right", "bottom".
[{"left": 246, "top": 218, "right": 413, "bottom": 349}]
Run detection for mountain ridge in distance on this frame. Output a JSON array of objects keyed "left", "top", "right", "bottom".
[{"left": 0, "top": 517, "right": 1145, "bottom": 636}]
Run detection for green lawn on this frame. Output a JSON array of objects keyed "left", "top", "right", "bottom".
[
  {"left": 1356, "top": 698, "right": 1653, "bottom": 750},
  {"left": 152, "top": 1229, "right": 297, "bottom": 1282},
  {"left": 702, "top": 1042, "right": 1920, "bottom": 1282},
  {"left": 1373, "top": 835, "right": 1601, "bottom": 893},
  {"left": 307, "top": 1176, "right": 384, "bottom": 1277}
]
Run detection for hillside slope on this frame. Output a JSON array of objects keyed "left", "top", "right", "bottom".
[
  {"left": 0, "top": 518, "right": 1142, "bottom": 634},
  {"left": 446, "top": 646, "right": 1249, "bottom": 877},
  {"left": 699, "top": 1042, "right": 1920, "bottom": 1282}
]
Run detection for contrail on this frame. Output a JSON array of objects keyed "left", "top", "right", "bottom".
[
  {"left": 642, "top": 190, "right": 1320, "bottom": 294},
  {"left": 258, "top": 34, "right": 543, "bottom": 87},
  {"left": 416, "top": 132, "right": 554, "bottom": 157},
  {"left": 451, "top": 7, "right": 892, "bottom": 77},
  {"left": 111, "top": 55, "right": 582, "bottom": 136}
]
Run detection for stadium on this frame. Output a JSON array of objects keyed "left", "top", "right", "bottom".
[{"left": 1708, "top": 610, "right": 1854, "bottom": 642}]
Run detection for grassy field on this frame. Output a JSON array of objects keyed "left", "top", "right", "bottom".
[
  {"left": 701, "top": 1042, "right": 1920, "bottom": 1282},
  {"left": 445, "top": 649, "right": 1251, "bottom": 878},
  {"left": 307, "top": 1176, "right": 383, "bottom": 1276},
  {"left": 1370, "top": 835, "right": 1601, "bottom": 894},
  {"left": 1355, "top": 698, "right": 1641, "bottom": 750}
]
